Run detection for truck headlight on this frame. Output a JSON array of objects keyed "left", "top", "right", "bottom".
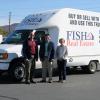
[{"left": 0, "top": 53, "right": 8, "bottom": 59}]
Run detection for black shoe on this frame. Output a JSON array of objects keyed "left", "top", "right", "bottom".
[
  {"left": 25, "top": 81, "right": 30, "bottom": 84},
  {"left": 30, "top": 80, "right": 36, "bottom": 84},
  {"left": 48, "top": 80, "right": 52, "bottom": 83},
  {"left": 40, "top": 80, "right": 46, "bottom": 83}
]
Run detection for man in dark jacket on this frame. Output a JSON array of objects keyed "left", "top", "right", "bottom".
[
  {"left": 39, "top": 34, "right": 55, "bottom": 83},
  {"left": 22, "top": 30, "right": 38, "bottom": 84}
]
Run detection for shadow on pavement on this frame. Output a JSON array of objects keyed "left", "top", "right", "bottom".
[
  {"left": 0, "top": 74, "right": 25, "bottom": 84},
  {"left": 0, "top": 68, "right": 99, "bottom": 84},
  {"left": 0, "top": 94, "right": 19, "bottom": 100}
]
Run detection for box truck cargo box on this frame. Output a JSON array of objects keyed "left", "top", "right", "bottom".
[
  {"left": 0, "top": 8, "right": 100, "bottom": 81},
  {"left": 0, "top": 35, "right": 3, "bottom": 43}
]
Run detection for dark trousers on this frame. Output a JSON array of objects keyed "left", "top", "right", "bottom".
[
  {"left": 57, "top": 59, "right": 67, "bottom": 81},
  {"left": 25, "top": 57, "right": 35, "bottom": 82}
]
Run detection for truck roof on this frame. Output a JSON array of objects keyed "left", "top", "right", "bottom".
[
  {"left": 16, "top": 8, "right": 100, "bottom": 30},
  {"left": 16, "top": 9, "right": 60, "bottom": 30}
]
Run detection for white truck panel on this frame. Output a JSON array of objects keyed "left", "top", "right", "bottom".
[{"left": 0, "top": 8, "right": 100, "bottom": 71}]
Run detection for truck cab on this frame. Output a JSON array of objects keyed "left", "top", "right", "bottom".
[{"left": 0, "top": 29, "right": 48, "bottom": 81}]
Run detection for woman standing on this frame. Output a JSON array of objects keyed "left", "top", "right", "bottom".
[{"left": 56, "top": 38, "right": 68, "bottom": 83}]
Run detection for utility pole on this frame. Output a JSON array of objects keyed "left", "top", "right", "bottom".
[{"left": 9, "top": 12, "right": 12, "bottom": 33}]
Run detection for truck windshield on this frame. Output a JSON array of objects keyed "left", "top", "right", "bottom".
[
  {"left": 2, "top": 30, "right": 32, "bottom": 44},
  {"left": 2, "top": 30, "right": 45, "bottom": 44}
]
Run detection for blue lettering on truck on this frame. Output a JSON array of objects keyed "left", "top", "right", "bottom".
[
  {"left": 66, "top": 31, "right": 95, "bottom": 46},
  {"left": 67, "top": 31, "right": 94, "bottom": 40}
]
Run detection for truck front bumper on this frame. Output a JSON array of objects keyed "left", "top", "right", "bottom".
[{"left": 0, "top": 62, "right": 9, "bottom": 70}]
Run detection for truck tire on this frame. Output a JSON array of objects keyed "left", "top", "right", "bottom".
[
  {"left": 87, "top": 61, "right": 97, "bottom": 74},
  {"left": 9, "top": 62, "right": 25, "bottom": 82}
]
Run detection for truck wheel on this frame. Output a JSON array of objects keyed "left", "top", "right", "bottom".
[
  {"left": 87, "top": 61, "right": 97, "bottom": 74},
  {"left": 9, "top": 62, "right": 25, "bottom": 82}
]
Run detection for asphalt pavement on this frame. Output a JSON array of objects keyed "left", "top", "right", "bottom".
[{"left": 0, "top": 70, "right": 100, "bottom": 100}]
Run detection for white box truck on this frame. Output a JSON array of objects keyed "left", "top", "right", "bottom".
[
  {"left": 0, "top": 8, "right": 100, "bottom": 81},
  {"left": 0, "top": 35, "right": 3, "bottom": 43}
]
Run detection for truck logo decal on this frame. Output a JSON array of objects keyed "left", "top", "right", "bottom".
[
  {"left": 67, "top": 31, "right": 94, "bottom": 40},
  {"left": 21, "top": 12, "right": 56, "bottom": 26},
  {"left": 66, "top": 31, "right": 95, "bottom": 46},
  {"left": 69, "top": 58, "right": 73, "bottom": 62},
  {"left": 22, "top": 17, "right": 42, "bottom": 25}
]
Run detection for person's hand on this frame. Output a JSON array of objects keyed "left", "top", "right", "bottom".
[{"left": 31, "top": 55, "right": 34, "bottom": 58}]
